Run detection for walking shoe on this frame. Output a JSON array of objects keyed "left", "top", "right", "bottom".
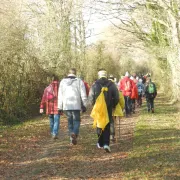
[
  {"left": 110, "top": 135, "right": 116, "bottom": 143},
  {"left": 104, "top": 145, "right": 111, "bottom": 153},
  {"left": 97, "top": 143, "right": 103, "bottom": 149},
  {"left": 52, "top": 135, "right": 58, "bottom": 140},
  {"left": 71, "top": 133, "right": 77, "bottom": 145}
]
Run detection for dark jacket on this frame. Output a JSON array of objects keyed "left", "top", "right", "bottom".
[
  {"left": 145, "top": 81, "right": 157, "bottom": 99},
  {"left": 89, "top": 78, "right": 119, "bottom": 111}
]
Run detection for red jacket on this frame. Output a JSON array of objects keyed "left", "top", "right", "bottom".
[
  {"left": 40, "top": 81, "right": 59, "bottom": 115},
  {"left": 119, "top": 77, "right": 133, "bottom": 96},
  {"left": 83, "top": 81, "right": 90, "bottom": 96},
  {"left": 130, "top": 79, "right": 138, "bottom": 99}
]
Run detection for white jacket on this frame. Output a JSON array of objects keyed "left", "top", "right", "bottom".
[{"left": 58, "top": 75, "right": 87, "bottom": 110}]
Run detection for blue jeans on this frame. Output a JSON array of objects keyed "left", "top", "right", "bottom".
[
  {"left": 64, "top": 110, "right": 81, "bottom": 135},
  {"left": 49, "top": 114, "right": 60, "bottom": 136}
]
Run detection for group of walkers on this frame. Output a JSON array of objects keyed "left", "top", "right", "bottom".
[
  {"left": 40, "top": 68, "right": 157, "bottom": 153},
  {"left": 118, "top": 72, "right": 157, "bottom": 117}
]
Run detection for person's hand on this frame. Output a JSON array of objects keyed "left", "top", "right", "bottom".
[
  {"left": 81, "top": 106, "right": 87, "bottom": 113},
  {"left": 40, "top": 109, "right": 44, "bottom": 114},
  {"left": 58, "top": 109, "right": 63, "bottom": 115}
]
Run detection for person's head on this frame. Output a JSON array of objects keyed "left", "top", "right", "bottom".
[
  {"left": 139, "top": 78, "right": 143, "bottom": 83},
  {"left": 68, "top": 68, "right": 76, "bottom": 75},
  {"left": 146, "top": 77, "right": 151, "bottom": 83},
  {"left": 133, "top": 73, "right": 136, "bottom": 78},
  {"left": 52, "top": 74, "right": 59, "bottom": 81},
  {"left": 146, "top": 73, "right": 151, "bottom": 77},
  {"left": 125, "top": 71, "right": 130, "bottom": 77},
  {"left": 108, "top": 74, "right": 114, "bottom": 82},
  {"left": 98, "top": 69, "right": 107, "bottom": 79}
]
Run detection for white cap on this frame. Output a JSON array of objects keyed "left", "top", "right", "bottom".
[
  {"left": 125, "top": 72, "right": 129, "bottom": 77},
  {"left": 98, "top": 70, "right": 107, "bottom": 78},
  {"left": 130, "top": 76, "right": 134, "bottom": 80}
]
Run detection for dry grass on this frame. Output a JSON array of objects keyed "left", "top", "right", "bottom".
[{"left": 0, "top": 93, "right": 179, "bottom": 179}]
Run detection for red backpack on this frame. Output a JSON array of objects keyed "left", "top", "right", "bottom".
[{"left": 45, "top": 84, "right": 55, "bottom": 101}]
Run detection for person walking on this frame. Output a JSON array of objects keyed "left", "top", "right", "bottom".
[
  {"left": 112, "top": 89, "right": 125, "bottom": 141},
  {"left": 137, "top": 78, "right": 144, "bottom": 107},
  {"left": 130, "top": 76, "right": 138, "bottom": 113},
  {"left": 40, "top": 74, "right": 61, "bottom": 139},
  {"left": 80, "top": 76, "right": 90, "bottom": 96},
  {"left": 119, "top": 72, "right": 133, "bottom": 117},
  {"left": 58, "top": 68, "right": 87, "bottom": 145},
  {"left": 89, "top": 70, "right": 119, "bottom": 152},
  {"left": 108, "top": 75, "right": 125, "bottom": 142},
  {"left": 145, "top": 77, "right": 157, "bottom": 113}
]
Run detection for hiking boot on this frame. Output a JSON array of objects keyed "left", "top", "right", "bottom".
[
  {"left": 148, "top": 109, "right": 150, "bottom": 113},
  {"left": 70, "top": 133, "right": 77, "bottom": 145},
  {"left": 151, "top": 108, "right": 154, "bottom": 113},
  {"left": 104, "top": 145, "right": 111, "bottom": 153},
  {"left": 52, "top": 135, "right": 58, "bottom": 140}
]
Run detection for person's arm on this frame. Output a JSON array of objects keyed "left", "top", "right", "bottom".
[
  {"left": 80, "top": 80, "right": 87, "bottom": 108},
  {"left": 112, "top": 84, "right": 119, "bottom": 108},
  {"left": 154, "top": 83, "right": 157, "bottom": 97},
  {"left": 88, "top": 84, "right": 96, "bottom": 106},
  {"left": 144, "top": 84, "right": 149, "bottom": 97},
  {"left": 40, "top": 89, "right": 46, "bottom": 113}
]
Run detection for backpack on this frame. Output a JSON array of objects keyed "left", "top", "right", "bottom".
[
  {"left": 137, "top": 83, "right": 143, "bottom": 94},
  {"left": 148, "top": 83, "right": 155, "bottom": 94},
  {"left": 95, "top": 81, "right": 113, "bottom": 107},
  {"left": 90, "top": 87, "right": 109, "bottom": 130},
  {"left": 45, "top": 84, "right": 55, "bottom": 101}
]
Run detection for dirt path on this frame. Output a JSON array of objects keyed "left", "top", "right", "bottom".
[
  {"left": 1, "top": 108, "right": 138, "bottom": 180},
  {"left": 1, "top": 93, "right": 179, "bottom": 179}
]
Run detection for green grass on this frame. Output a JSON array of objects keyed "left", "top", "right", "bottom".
[
  {"left": 121, "top": 96, "right": 180, "bottom": 179},
  {"left": 0, "top": 95, "right": 179, "bottom": 179}
]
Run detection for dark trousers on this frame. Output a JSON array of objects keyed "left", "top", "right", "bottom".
[
  {"left": 97, "top": 123, "right": 110, "bottom": 147},
  {"left": 131, "top": 99, "right": 136, "bottom": 112},
  {"left": 110, "top": 119, "right": 115, "bottom": 136},
  {"left": 137, "top": 94, "right": 142, "bottom": 106},
  {"left": 146, "top": 98, "right": 154, "bottom": 111},
  {"left": 124, "top": 96, "right": 132, "bottom": 115}
]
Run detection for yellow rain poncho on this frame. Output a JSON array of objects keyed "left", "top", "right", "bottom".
[{"left": 90, "top": 87, "right": 109, "bottom": 130}]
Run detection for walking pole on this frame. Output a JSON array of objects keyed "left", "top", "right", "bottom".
[{"left": 118, "top": 116, "right": 120, "bottom": 140}]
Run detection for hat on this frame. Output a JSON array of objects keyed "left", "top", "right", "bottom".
[
  {"left": 125, "top": 71, "right": 129, "bottom": 77},
  {"left": 98, "top": 70, "right": 107, "bottom": 78},
  {"left": 130, "top": 76, "right": 134, "bottom": 80},
  {"left": 108, "top": 74, "right": 115, "bottom": 82}
]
